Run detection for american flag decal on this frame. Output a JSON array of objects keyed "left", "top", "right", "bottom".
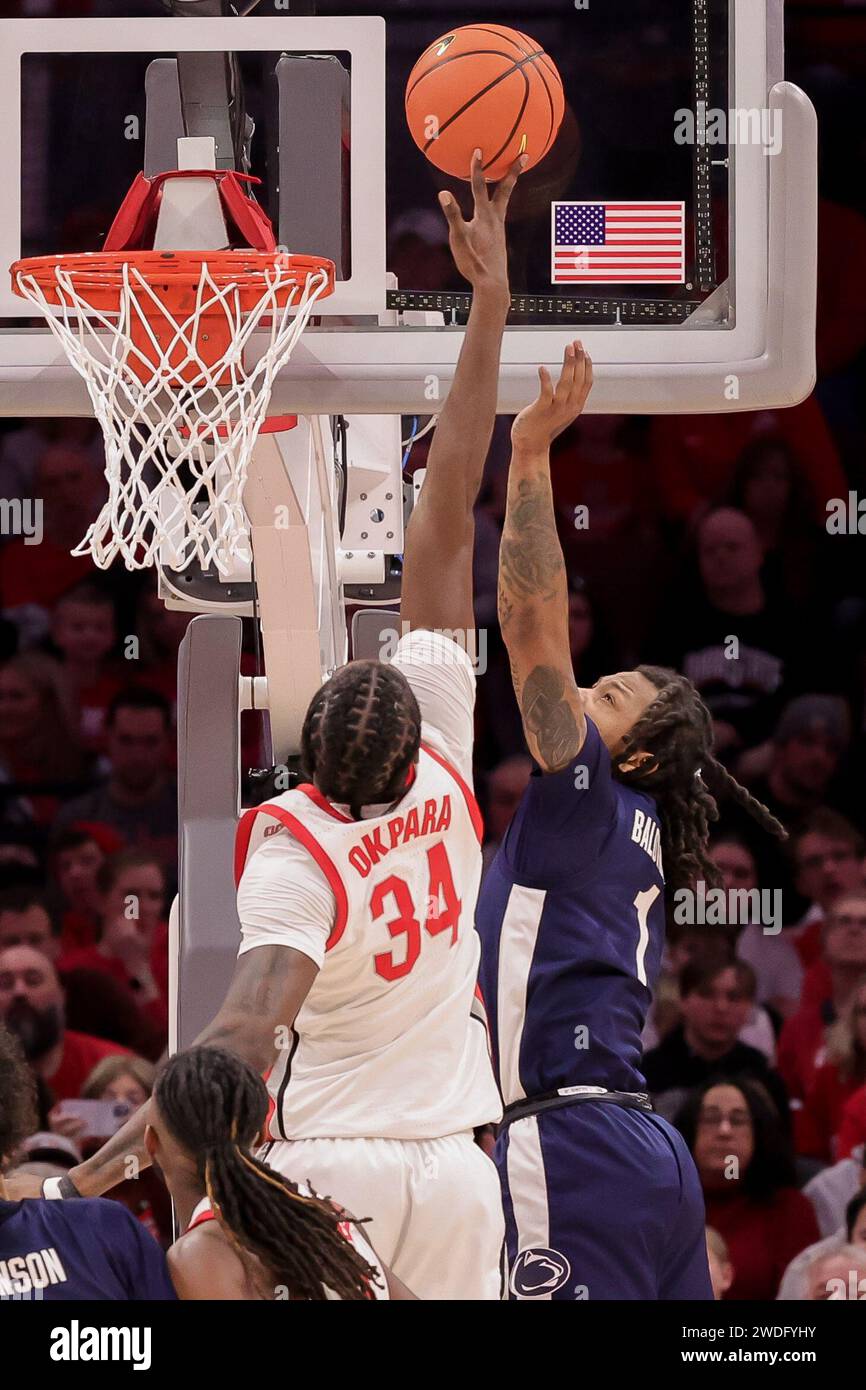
[{"left": 551, "top": 201, "right": 686, "bottom": 284}]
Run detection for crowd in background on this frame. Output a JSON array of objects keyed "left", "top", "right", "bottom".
[{"left": 1, "top": 0, "right": 866, "bottom": 1300}]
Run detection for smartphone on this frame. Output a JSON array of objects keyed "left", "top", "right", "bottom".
[{"left": 55, "top": 1098, "right": 132, "bottom": 1139}]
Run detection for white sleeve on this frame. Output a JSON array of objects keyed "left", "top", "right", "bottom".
[
  {"left": 236, "top": 832, "right": 334, "bottom": 969},
  {"left": 390, "top": 629, "right": 476, "bottom": 786}
]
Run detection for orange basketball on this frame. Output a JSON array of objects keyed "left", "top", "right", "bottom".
[{"left": 405, "top": 24, "right": 565, "bottom": 182}]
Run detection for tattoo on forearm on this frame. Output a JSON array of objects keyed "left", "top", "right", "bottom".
[
  {"left": 499, "top": 476, "right": 565, "bottom": 610},
  {"left": 521, "top": 666, "right": 581, "bottom": 769}
]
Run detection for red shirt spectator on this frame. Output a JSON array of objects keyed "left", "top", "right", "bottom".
[
  {"left": 677, "top": 1079, "right": 820, "bottom": 1301},
  {"left": 836, "top": 1086, "right": 866, "bottom": 1162},
  {"left": 43, "top": 1027, "right": 131, "bottom": 1103},
  {"left": 704, "top": 1188, "right": 820, "bottom": 1302},
  {"left": 778, "top": 894, "right": 866, "bottom": 1101}
]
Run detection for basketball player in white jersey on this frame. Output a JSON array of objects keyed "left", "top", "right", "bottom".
[{"left": 11, "top": 152, "right": 523, "bottom": 1300}]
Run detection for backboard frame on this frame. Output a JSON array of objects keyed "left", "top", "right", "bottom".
[{"left": 0, "top": 3, "right": 817, "bottom": 417}]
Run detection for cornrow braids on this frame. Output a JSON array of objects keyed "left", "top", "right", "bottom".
[
  {"left": 612, "top": 667, "right": 788, "bottom": 896},
  {"left": 155, "top": 1048, "right": 381, "bottom": 1301},
  {"left": 301, "top": 660, "right": 422, "bottom": 819}
]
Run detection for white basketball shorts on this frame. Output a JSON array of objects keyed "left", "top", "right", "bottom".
[{"left": 259, "top": 1130, "right": 504, "bottom": 1300}]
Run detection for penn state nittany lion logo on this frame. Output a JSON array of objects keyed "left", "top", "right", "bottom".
[{"left": 510, "top": 1247, "right": 571, "bottom": 1298}]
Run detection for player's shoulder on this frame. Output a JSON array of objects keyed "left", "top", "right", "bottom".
[{"left": 54, "top": 1196, "right": 143, "bottom": 1240}]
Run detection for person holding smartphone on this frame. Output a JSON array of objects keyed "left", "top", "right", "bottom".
[{"left": 0, "top": 1024, "right": 174, "bottom": 1300}]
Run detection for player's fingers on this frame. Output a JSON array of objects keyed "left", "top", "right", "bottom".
[
  {"left": 538, "top": 364, "right": 554, "bottom": 401},
  {"left": 438, "top": 190, "right": 463, "bottom": 230},
  {"left": 492, "top": 153, "right": 529, "bottom": 212},
  {"left": 568, "top": 341, "right": 588, "bottom": 398},
  {"left": 470, "top": 149, "right": 488, "bottom": 207},
  {"left": 555, "top": 342, "right": 578, "bottom": 400}
]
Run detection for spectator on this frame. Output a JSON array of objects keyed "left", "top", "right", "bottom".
[
  {"left": 58, "top": 851, "right": 169, "bottom": 1037},
  {"left": 778, "top": 893, "right": 866, "bottom": 1103},
  {"left": 481, "top": 755, "right": 532, "bottom": 874},
  {"left": 836, "top": 1083, "right": 866, "bottom": 1162},
  {"left": 47, "top": 581, "right": 125, "bottom": 755},
  {"left": 132, "top": 582, "right": 191, "bottom": 719},
  {"left": 723, "top": 435, "right": 827, "bottom": 606},
  {"left": 0, "top": 1023, "right": 174, "bottom": 1300},
  {"left": 643, "top": 958, "right": 789, "bottom": 1125},
  {"left": 647, "top": 508, "right": 824, "bottom": 757},
  {"left": 706, "top": 1227, "right": 734, "bottom": 1301},
  {"left": 647, "top": 400, "right": 847, "bottom": 530},
  {"left": 736, "top": 695, "right": 851, "bottom": 832},
  {"left": 676, "top": 1079, "right": 820, "bottom": 1300},
  {"left": 54, "top": 688, "right": 177, "bottom": 872},
  {"left": 0, "top": 652, "right": 87, "bottom": 827},
  {"left": 0, "top": 443, "right": 104, "bottom": 647},
  {"left": 0, "top": 886, "right": 58, "bottom": 961},
  {"left": 803, "top": 1145, "right": 865, "bottom": 1241},
  {"left": 787, "top": 811, "right": 866, "bottom": 972},
  {"left": 78, "top": 1054, "right": 172, "bottom": 1248},
  {"left": 0, "top": 944, "right": 129, "bottom": 1107},
  {"left": 797, "top": 979, "right": 866, "bottom": 1161},
  {"left": 47, "top": 825, "right": 111, "bottom": 950},
  {"left": 708, "top": 834, "right": 803, "bottom": 1019},
  {"left": 780, "top": 1175, "right": 866, "bottom": 1300},
  {"left": 806, "top": 1244, "right": 866, "bottom": 1301}
]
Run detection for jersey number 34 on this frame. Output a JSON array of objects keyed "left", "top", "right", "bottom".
[{"left": 372, "top": 842, "right": 461, "bottom": 981}]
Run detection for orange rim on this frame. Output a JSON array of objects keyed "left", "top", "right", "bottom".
[{"left": 10, "top": 250, "right": 335, "bottom": 314}]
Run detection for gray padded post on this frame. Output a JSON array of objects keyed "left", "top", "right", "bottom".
[
  {"left": 176, "top": 614, "right": 243, "bottom": 1048},
  {"left": 277, "top": 54, "right": 350, "bottom": 275}
]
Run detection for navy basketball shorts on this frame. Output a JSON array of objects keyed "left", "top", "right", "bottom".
[{"left": 496, "top": 1101, "right": 714, "bottom": 1300}]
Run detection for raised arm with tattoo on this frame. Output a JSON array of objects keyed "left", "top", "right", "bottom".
[
  {"left": 400, "top": 150, "right": 524, "bottom": 636},
  {"left": 498, "top": 342, "right": 594, "bottom": 772}
]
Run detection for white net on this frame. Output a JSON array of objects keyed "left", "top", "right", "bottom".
[{"left": 13, "top": 255, "right": 332, "bottom": 574}]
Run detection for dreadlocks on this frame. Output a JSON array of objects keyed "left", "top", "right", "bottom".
[
  {"left": 612, "top": 666, "right": 788, "bottom": 896},
  {"left": 155, "top": 1048, "right": 381, "bottom": 1301},
  {"left": 301, "top": 660, "right": 422, "bottom": 818}
]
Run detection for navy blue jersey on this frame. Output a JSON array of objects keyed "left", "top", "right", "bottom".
[
  {"left": 477, "top": 717, "right": 666, "bottom": 1102},
  {"left": 0, "top": 1197, "right": 176, "bottom": 1300}
]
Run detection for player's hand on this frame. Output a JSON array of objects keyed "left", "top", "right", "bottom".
[
  {"left": 48, "top": 1103, "right": 87, "bottom": 1142},
  {"left": 511, "top": 341, "right": 594, "bottom": 452},
  {"left": 438, "top": 149, "right": 525, "bottom": 296},
  {"left": 1, "top": 1172, "right": 44, "bottom": 1199}
]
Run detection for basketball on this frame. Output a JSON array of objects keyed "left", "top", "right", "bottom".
[{"left": 405, "top": 24, "right": 565, "bottom": 182}]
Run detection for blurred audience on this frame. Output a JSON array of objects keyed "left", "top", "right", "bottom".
[
  {"left": 778, "top": 892, "right": 866, "bottom": 1103},
  {"left": 644, "top": 958, "right": 789, "bottom": 1125},
  {"left": 796, "top": 979, "right": 866, "bottom": 1161},
  {"left": 0, "top": 944, "right": 129, "bottom": 1115},
  {"left": 676, "top": 1079, "right": 820, "bottom": 1300},
  {"left": 55, "top": 688, "right": 177, "bottom": 872}
]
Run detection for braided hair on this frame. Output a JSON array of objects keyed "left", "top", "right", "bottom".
[
  {"left": 155, "top": 1048, "right": 381, "bottom": 1301},
  {"left": 301, "top": 660, "right": 422, "bottom": 819},
  {"left": 612, "top": 666, "right": 788, "bottom": 895}
]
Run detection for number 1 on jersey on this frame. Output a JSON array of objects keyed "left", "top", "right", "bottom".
[
  {"left": 633, "top": 885, "right": 661, "bottom": 986},
  {"left": 373, "top": 842, "right": 462, "bottom": 981}
]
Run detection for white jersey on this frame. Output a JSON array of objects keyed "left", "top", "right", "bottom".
[{"left": 235, "top": 630, "right": 502, "bottom": 1142}]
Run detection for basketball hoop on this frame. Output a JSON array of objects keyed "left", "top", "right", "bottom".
[{"left": 11, "top": 248, "right": 334, "bottom": 573}]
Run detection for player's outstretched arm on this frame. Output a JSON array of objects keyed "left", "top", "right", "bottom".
[
  {"left": 3, "top": 945, "right": 318, "bottom": 1201},
  {"left": 400, "top": 151, "right": 524, "bottom": 637},
  {"left": 499, "top": 342, "right": 594, "bottom": 773}
]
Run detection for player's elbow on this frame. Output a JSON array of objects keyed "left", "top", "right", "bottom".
[{"left": 197, "top": 1009, "right": 276, "bottom": 1073}]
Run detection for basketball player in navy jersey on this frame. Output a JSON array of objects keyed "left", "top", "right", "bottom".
[
  {"left": 476, "top": 344, "right": 787, "bottom": 1300},
  {"left": 0, "top": 1025, "right": 174, "bottom": 1300}
]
